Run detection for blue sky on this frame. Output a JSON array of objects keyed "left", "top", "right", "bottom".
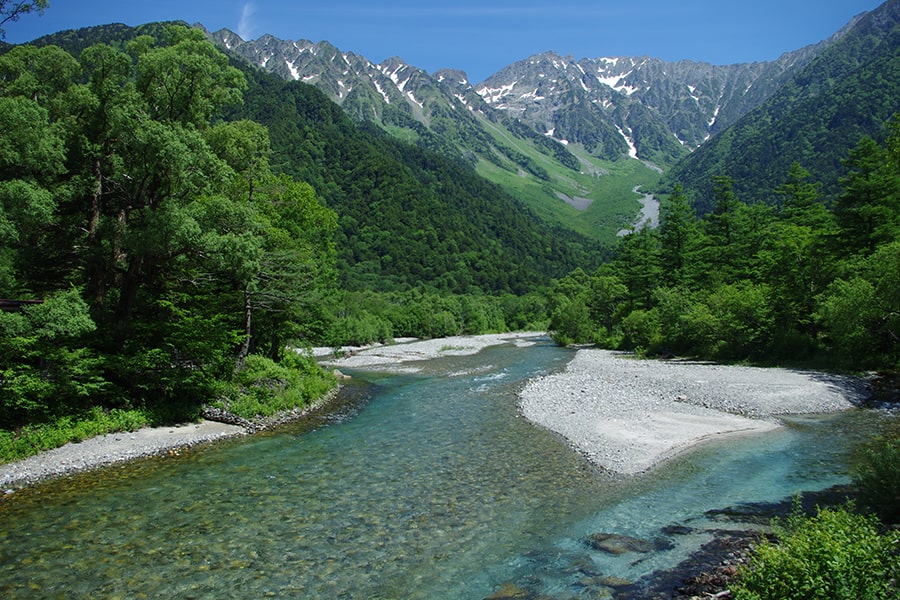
[{"left": 4, "top": 0, "right": 886, "bottom": 83}]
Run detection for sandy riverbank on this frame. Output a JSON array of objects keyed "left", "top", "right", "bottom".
[{"left": 520, "top": 349, "right": 869, "bottom": 476}]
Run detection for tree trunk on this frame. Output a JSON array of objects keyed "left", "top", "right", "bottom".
[{"left": 235, "top": 283, "right": 252, "bottom": 374}]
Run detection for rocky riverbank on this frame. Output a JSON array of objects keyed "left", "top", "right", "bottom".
[
  {"left": 519, "top": 349, "right": 869, "bottom": 476},
  {"left": 0, "top": 420, "right": 246, "bottom": 491},
  {"left": 0, "top": 386, "right": 345, "bottom": 492},
  {"left": 0, "top": 334, "right": 536, "bottom": 491}
]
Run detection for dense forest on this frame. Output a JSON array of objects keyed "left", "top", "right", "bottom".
[
  {"left": 549, "top": 124, "right": 900, "bottom": 371},
  {"left": 0, "top": 25, "right": 347, "bottom": 450}
]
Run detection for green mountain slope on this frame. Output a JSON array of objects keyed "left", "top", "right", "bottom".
[
  {"left": 665, "top": 0, "right": 900, "bottom": 210},
  {"left": 230, "top": 67, "right": 608, "bottom": 292},
  {"left": 21, "top": 22, "right": 606, "bottom": 294}
]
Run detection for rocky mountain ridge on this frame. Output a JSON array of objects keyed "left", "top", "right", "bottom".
[{"left": 205, "top": 15, "right": 858, "bottom": 168}]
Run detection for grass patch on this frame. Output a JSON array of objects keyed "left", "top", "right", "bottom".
[{"left": 0, "top": 406, "right": 152, "bottom": 464}]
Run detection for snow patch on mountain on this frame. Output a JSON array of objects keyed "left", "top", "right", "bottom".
[
  {"left": 405, "top": 90, "right": 424, "bottom": 109},
  {"left": 616, "top": 125, "right": 639, "bottom": 158},
  {"left": 286, "top": 59, "right": 300, "bottom": 80},
  {"left": 477, "top": 82, "right": 517, "bottom": 104},
  {"left": 374, "top": 79, "right": 391, "bottom": 103}
]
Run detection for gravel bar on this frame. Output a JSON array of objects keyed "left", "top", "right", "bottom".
[
  {"left": 519, "top": 349, "right": 869, "bottom": 476},
  {"left": 1, "top": 420, "right": 245, "bottom": 491}
]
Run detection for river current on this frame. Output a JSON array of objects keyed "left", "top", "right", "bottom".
[{"left": 0, "top": 338, "right": 888, "bottom": 598}]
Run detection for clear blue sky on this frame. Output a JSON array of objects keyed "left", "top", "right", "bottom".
[{"left": 4, "top": 0, "right": 886, "bottom": 83}]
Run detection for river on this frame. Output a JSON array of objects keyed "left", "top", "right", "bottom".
[{"left": 0, "top": 338, "right": 888, "bottom": 598}]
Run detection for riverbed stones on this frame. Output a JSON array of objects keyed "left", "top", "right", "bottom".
[
  {"left": 519, "top": 348, "right": 866, "bottom": 475},
  {"left": 483, "top": 581, "right": 532, "bottom": 599},
  {"left": 585, "top": 532, "right": 653, "bottom": 554}
]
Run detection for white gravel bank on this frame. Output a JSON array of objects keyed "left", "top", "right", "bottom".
[
  {"left": 519, "top": 349, "right": 868, "bottom": 476},
  {"left": 319, "top": 332, "right": 544, "bottom": 371},
  {"left": 1, "top": 420, "right": 245, "bottom": 491}
]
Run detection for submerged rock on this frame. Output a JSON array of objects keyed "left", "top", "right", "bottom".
[
  {"left": 483, "top": 581, "right": 533, "bottom": 599},
  {"left": 585, "top": 532, "right": 653, "bottom": 554}
]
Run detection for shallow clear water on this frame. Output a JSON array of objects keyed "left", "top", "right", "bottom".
[{"left": 0, "top": 339, "right": 890, "bottom": 598}]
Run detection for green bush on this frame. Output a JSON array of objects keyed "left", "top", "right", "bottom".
[
  {"left": 853, "top": 435, "right": 900, "bottom": 524},
  {"left": 733, "top": 504, "right": 900, "bottom": 600},
  {"left": 222, "top": 351, "right": 336, "bottom": 420},
  {"left": 618, "top": 308, "right": 662, "bottom": 355}
]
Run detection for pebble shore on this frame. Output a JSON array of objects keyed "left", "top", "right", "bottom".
[
  {"left": 0, "top": 420, "right": 245, "bottom": 491},
  {"left": 0, "top": 334, "right": 537, "bottom": 491},
  {"left": 519, "top": 349, "right": 869, "bottom": 475}
]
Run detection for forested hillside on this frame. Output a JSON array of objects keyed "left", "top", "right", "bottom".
[
  {"left": 548, "top": 124, "right": 900, "bottom": 370},
  {"left": 666, "top": 0, "right": 900, "bottom": 210},
  {"left": 0, "top": 25, "right": 355, "bottom": 444},
  {"left": 228, "top": 63, "right": 606, "bottom": 294}
]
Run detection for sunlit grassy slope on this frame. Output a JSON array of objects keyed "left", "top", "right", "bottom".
[{"left": 474, "top": 115, "right": 662, "bottom": 245}]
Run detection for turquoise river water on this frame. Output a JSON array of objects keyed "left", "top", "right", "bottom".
[{"left": 0, "top": 338, "right": 891, "bottom": 598}]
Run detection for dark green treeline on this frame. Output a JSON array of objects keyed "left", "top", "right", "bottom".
[{"left": 548, "top": 123, "right": 900, "bottom": 371}]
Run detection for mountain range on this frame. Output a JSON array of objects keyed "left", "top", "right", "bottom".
[
  {"left": 11, "top": 0, "right": 898, "bottom": 252},
  {"left": 201, "top": 1, "right": 898, "bottom": 226},
  {"left": 207, "top": 19, "right": 854, "bottom": 165}
]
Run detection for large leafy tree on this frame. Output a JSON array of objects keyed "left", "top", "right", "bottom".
[{"left": 0, "top": 25, "right": 338, "bottom": 423}]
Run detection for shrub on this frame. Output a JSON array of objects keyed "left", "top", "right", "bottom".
[
  {"left": 618, "top": 308, "right": 662, "bottom": 355},
  {"left": 853, "top": 435, "right": 900, "bottom": 524},
  {"left": 223, "top": 351, "right": 336, "bottom": 420},
  {"left": 732, "top": 503, "right": 900, "bottom": 600}
]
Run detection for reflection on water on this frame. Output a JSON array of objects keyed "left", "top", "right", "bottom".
[{"left": 0, "top": 340, "right": 888, "bottom": 598}]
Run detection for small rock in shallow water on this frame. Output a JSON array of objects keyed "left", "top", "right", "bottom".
[
  {"left": 484, "top": 581, "right": 532, "bottom": 599},
  {"left": 585, "top": 532, "right": 653, "bottom": 554},
  {"left": 599, "top": 576, "right": 633, "bottom": 588},
  {"left": 661, "top": 524, "right": 693, "bottom": 536}
]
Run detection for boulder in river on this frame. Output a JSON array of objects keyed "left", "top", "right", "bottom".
[{"left": 585, "top": 532, "right": 654, "bottom": 554}]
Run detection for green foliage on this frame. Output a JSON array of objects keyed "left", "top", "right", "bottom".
[
  {"left": 549, "top": 297, "right": 593, "bottom": 347},
  {"left": 619, "top": 309, "right": 661, "bottom": 355},
  {"left": 733, "top": 504, "right": 900, "bottom": 600},
  {"left": 218, "top": 351, "right": 336, "bottom": 420},
  {"left": 853, "top": 434, "right": 900, "bottom": 524},
  {"left": 0, "top": 26, "right": 340, "bottom": 446},
  {"left": 549, "top": 125, "right": 900, "bottom": 369},
  {"left": 0, "top": 289, "right": 104, "bottom": 426},
  {"left": 0, "top": 406, "right": 151, "bottom": 463},
  {"left": 325, "top": 289, "right": 532, "bottom": 347}
]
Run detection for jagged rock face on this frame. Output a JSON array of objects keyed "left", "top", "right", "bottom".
[
  {"left": 206, "top": 22, "right": 844, "bottom": 167},
  {"left": 475, "top": 43, "right": 832, "bottom": 158}
]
